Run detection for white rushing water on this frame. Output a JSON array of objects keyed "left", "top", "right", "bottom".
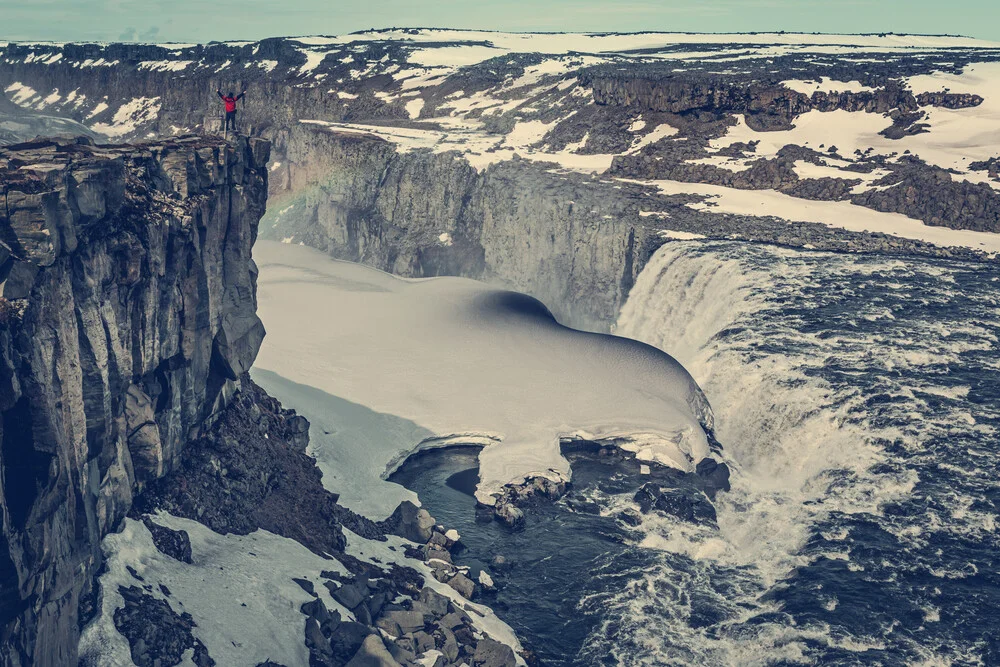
[
  {"left": 605, "top": 241, "right": 935, "bottom": 664},
  {"left": 617, "top": 242, "right": 889, "bottom": 581}
]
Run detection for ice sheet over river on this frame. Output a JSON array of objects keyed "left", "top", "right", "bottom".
[{"left": 252, "top": 241, "right": 714, "bottom": 517}]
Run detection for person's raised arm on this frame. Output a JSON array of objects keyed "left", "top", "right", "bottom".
[
  {"left": 237, "top": 87, "right": 246, "bottom": 102},
  {"left": 217, "top": 89, "right": 224, "bottom": 99}
]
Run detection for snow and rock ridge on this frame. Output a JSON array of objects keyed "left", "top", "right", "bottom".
[
  {"left": 80, "top": 376, "right": 528, "bottom": 667},
  {"left": 4, "top": 31, "right": 1000, "bottom": 256}
]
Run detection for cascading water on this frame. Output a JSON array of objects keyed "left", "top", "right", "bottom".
[
  {"left": 606, "top": 240, "right": 1000, "bottom": 665},
  {"left": 390, "top": 239, "right": 999, "bottom": 666}
]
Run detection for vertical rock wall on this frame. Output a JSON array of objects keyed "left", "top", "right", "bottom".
[{"left": 0, "top": 134, "right": 270, "bottom": 665}]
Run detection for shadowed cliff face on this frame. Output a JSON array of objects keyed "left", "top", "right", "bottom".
[{"left": 0, "top": 134, "right": 270, "bottom": 665}]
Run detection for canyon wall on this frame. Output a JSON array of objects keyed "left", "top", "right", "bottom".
[
  {"left": 263, "top": 126, "right": 664, "bottom": 330},
  {"left": 0, "top": 134, "right": 270, "bottom": 665}
]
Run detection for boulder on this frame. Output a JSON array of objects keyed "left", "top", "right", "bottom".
[
  {"left": 329, "top": 621, "right": 371, "bottom": 663},
  {"left": 386, "top": 609, "right": 425, "bottom": 634},
  {"left": 419, "top": 587, "right": 451, "bottom": 616},
  {"left": 447, "top": 573, "right": 476, "bottom": 599},
  {"left": 142, "top": 519, "right": 192, "bottom": 564},
  {"left": 345, "top": 634, "right": 402, "bottom": 667},
  {"left": 331, "top": 581, "right": 367, "bottom": 610},
  {"left": 633, "top": 483, "right": 717, "bottom": 524},
  {"left": 495, "top": 503, "right": 525, "bottom": 530},
  {"left": 472, "top": 638, "right": 517, "bottom": 667},
  {"left": 386, "top": 500, "right": 436, "bottom": 543}
]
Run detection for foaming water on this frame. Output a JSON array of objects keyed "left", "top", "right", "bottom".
[{"left": 609, "top": 241, "right": 1000, "bottom": 665}]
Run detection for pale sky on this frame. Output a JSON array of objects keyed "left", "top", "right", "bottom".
[{"left": 0, "top": 0, "right": 998, "bottom": 44}]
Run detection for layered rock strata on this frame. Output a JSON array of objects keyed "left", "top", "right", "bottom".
[{"left": 0, "top": 134, "right": 270, "bottom": 665}]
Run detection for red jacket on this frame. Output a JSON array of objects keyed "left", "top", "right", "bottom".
[{"left": 218, "top": 91, "right": 244, "bottom": 112}]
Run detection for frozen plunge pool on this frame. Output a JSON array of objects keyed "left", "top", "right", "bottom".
[{"left": 250, "top": 240, "right": 717, "bottom": 518}]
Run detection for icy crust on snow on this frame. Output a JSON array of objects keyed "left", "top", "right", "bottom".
[
  {"left": 79, "top": 514, "right": 526, "bottom": 666},
  {"left": 251, "top": 241, "right": 713, "bottom": 515}
]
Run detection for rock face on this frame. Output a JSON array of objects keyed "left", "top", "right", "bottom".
[
  {"left": 0, "top": 134, "right": 270, "bottom": 665},
  {"left": 583, "top": 70, "right": 983, "bottom": 128},
  {"left": 260, "top": 127, "right": 663, "bottom": 330}
]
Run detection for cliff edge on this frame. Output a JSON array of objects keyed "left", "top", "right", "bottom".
[{"left": 0, "top": 134, "right": 270, "bottom": 665}]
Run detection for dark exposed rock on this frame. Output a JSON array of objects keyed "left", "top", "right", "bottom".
[
  {"left": 113, "top": 586, "right": 215, "bottom": 667},
  {"left": 293, "top": 578, "right": 316, "bottom": 596},
  {"left": 494, "top": 504, "right": 526, "bottom": 530},
  {"left": 472, "top": 638, "right": 517, "bottom": 667},
  {"left": 419, "top": 587, "right": 452, "bottom": 616},
  {"left": 345, "top": 634, "right": 401, "bottom": 667},
  {"left": 332, "top": 581, "right": 367, "bottom": 610},
  {"left": 695, "top": 457, "right": 731, "bottom": 495},
  {"left": 446, "top": 572, "right": 476, "bottom": 600},
  {"left": 132, "top": 376, "right": 386, "bottom": 556},
  {"left": 634, "top": 482, "right": 718, "bottom": 525},
  {"left": 582, "top": 66, "right": 982, "bottom": 125},
  {"left": 880, "top": 110, "right": 930, "bottom": 139},
  {"left": 328, "top": 621, "right": 371, "bottom": 664},
  {"left": 142, "top": 519, "right": 193, "bottom": 564},
  {"left": 383, "top": 500, "right": 436, "bottom": 543},
  {"left": 850, "top": 157, "right": 1000, "bottom": 232}
]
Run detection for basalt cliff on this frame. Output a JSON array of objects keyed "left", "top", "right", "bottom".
[{"left": 0, "top": 134, "right": 269, "bottom": 664}]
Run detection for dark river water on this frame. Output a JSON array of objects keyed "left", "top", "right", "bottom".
[{"left": 395, "top": 241, "right": 1000, "bottom": 667}]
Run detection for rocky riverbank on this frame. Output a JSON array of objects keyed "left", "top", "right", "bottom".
[{"left": 112, "top": 374, "right": 527, "bottom": 667}]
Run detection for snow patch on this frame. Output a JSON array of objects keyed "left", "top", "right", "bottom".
[
  {"left": 627, "top": 122, "right": 679, "bottom": 153},
  {"left": 660, "top": 229, "right": 707, "bottom": 240},
  {"left": 4, "top": 82, "right": 37, "bottom": 105},
  {"left": 78, "top": 514, "right": 347, "bottom": 667},
  {"left": 783, "top": 78, "right": 877, "bottom": 95},
  {"left": 405, "top": 97, "right": 425, "bottom": 120},
  {"left": 252, "top": 242, "right": 714, "bottom": 513},
  {"left": 138, "top": 60, "right": 193, "bottom": 72},
  {"left": 90, "top": 97, "right": 161, "bottom": 138},
  {"left": 86, "top": 101, "right": 109, "bottom": 118}
]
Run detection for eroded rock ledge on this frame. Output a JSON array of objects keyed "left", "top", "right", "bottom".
[{"left": 0, "top": 134, "right": 270, "bottom": 665}]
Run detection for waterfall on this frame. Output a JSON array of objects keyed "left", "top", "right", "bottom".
[{"left": 587, "top": 240, "right": 933, "bottom": 664}]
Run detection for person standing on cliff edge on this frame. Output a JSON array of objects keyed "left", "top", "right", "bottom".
[{"left": 217, "top": 86, "right": 247, "bottom": 135}]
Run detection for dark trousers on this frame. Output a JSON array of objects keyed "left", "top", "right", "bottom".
[{"left": 225, "top": 110, "right": 237, "bottom": 131}]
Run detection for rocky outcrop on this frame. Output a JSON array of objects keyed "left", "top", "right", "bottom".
[
  {"left": 0, "top": 134, "right": 270, "bottom": 665},
  {"left": 583, "top": 71, "right": 983, "bottom": 128},
  {"left": 609, "top": 139, "right": 1000, "bottom": 234},
  {"left": 132, "top": 375, "right": 384, "bottom": 553}
]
